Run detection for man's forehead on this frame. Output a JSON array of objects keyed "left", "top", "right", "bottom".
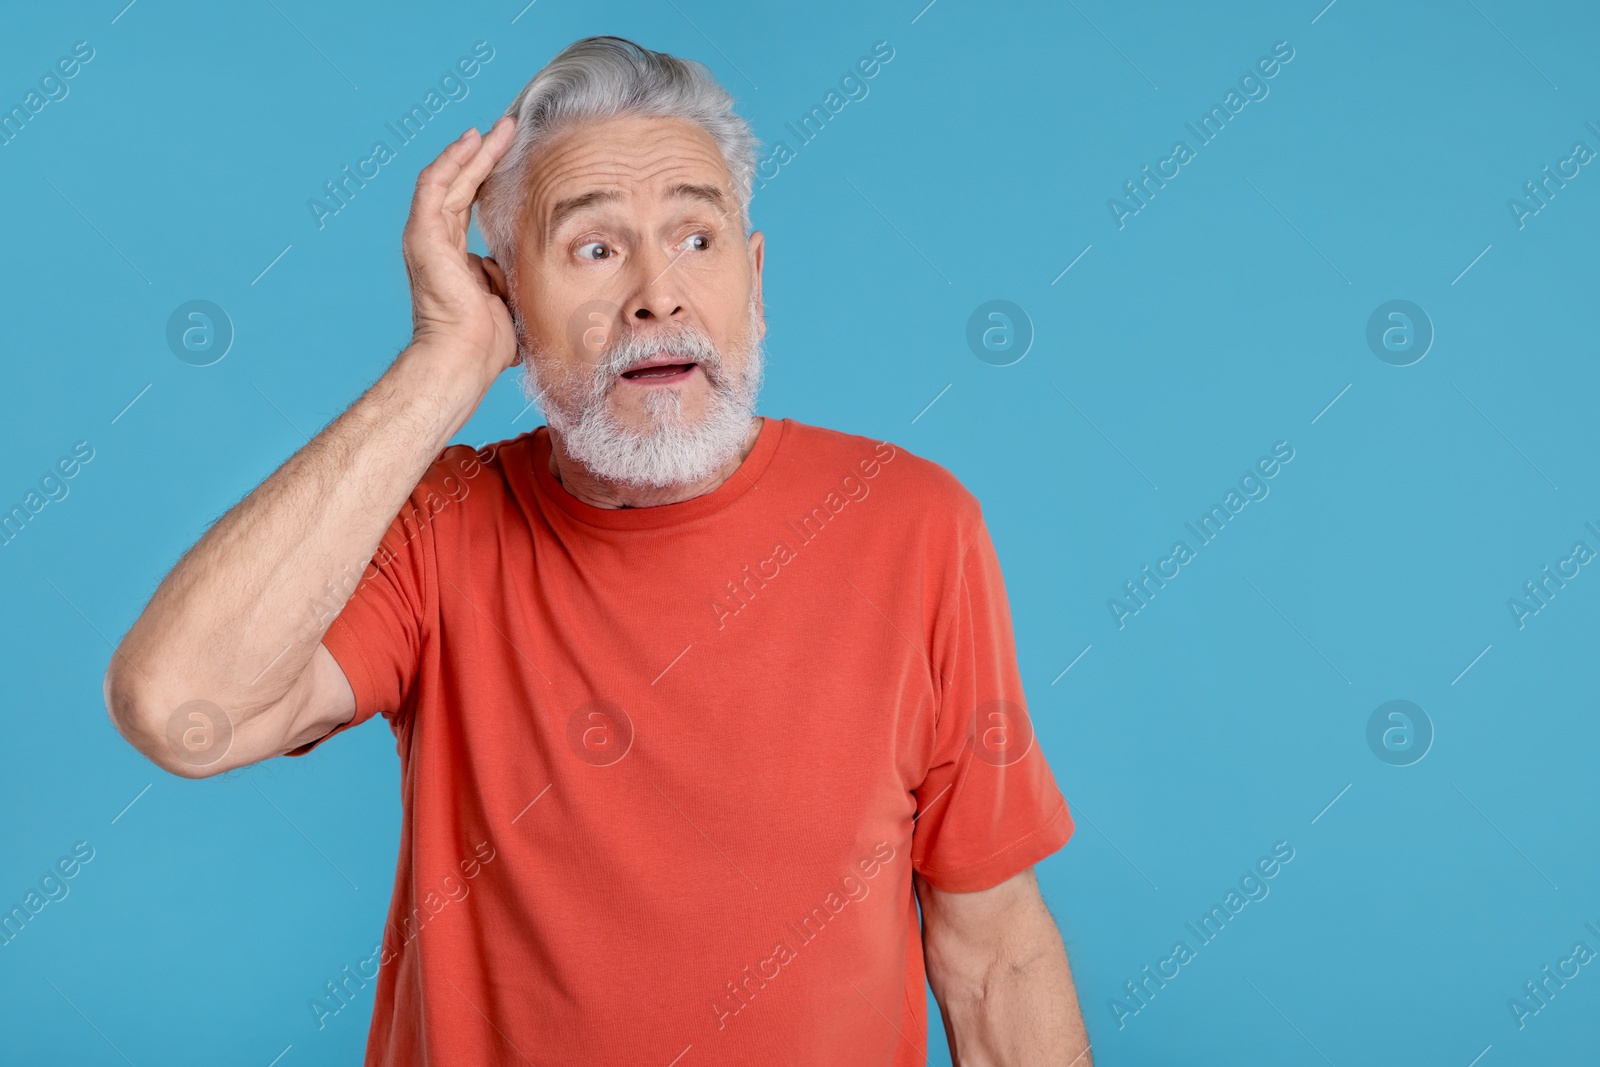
[
  {"left": 527, "top": 115, "right": 732, "bottom": 226},
  {"left": 542, "top": 181, "right": 728, "bottom": 243}
]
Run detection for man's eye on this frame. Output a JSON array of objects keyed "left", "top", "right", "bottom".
[
  {"left": 577, "top": 242, "right": 612, "bottom": 261},
  {"left": 678, "top": 233, "right": 711, "bottom": 253}
]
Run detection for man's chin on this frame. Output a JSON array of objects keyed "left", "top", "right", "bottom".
[{"left": 609, "top": 383, "right": 716, "bottom": 430}]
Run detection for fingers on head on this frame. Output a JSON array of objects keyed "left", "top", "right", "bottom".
[
  {"left": 443, "top": 125, "right": 515, "bottom": 213},
  {"left": 413, "top": 129, "right": 484, "bottom": 208}
]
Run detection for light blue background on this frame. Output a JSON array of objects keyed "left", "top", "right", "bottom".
[{"left": 3, "top": 0, "right": 1598, "bottom": 1063}]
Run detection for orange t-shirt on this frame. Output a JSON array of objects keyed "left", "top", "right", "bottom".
[{"left": 290, "top": 415, "right": 1073, "bottom": 1066}]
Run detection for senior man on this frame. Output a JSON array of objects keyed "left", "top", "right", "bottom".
[{"left": 106, "top": 35, "right": 1090, "bottom": 1066}]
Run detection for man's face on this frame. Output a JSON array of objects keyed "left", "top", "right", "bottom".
[{"left": 499, "top": 113, "right": 766, "bottom": 488}]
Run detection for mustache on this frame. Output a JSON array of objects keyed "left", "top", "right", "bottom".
[
  {"left": 516, "top": 317, "right": 730, "bottom": 388},
  {"left": 595, "top": 322, "right": 725, "bottom": 380}
]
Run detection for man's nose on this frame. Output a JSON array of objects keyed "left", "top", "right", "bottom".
[{"left": 623, "top": 244, "right": 688, "bottom": 323}]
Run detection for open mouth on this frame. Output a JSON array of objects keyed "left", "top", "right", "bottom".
[{"left": 619, "top": 361, "right": 698, "bottom": 384}]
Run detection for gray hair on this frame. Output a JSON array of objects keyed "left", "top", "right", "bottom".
[{"left": 476, "top": 35, "right": 759, "bottom": 277}]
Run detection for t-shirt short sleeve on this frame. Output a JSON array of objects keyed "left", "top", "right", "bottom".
[
  {"left": 911, "top": 504, "right": 1074, "bottom": 892},
  {"left": 283, "top": 446, "right": 462, "bottom": 756}
]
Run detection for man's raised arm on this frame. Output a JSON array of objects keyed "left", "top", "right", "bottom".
[{"left": 105, "top": 118, "right": 519, "bottom": 778}]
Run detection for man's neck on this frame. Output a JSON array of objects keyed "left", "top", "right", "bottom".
[{"left": 545, "top": 417, "right": 765, "bottom": 509}]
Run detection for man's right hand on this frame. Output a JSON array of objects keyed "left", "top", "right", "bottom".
[{"left": 403, "top": 117, "right": 521, "bottom": 381}]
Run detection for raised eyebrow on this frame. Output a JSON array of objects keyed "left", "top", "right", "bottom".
[
  {"left": 667, "top": 182, "right": 728, "bottom": 217},
  {"left": 544, "top": 183, "right": 731, "bottom": 249},
  {"left": 544, "top": 189, "right": 623, "bottom": 247}
]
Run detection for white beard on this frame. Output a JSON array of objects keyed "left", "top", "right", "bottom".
[{"left": 517, "top": 290, "right": 765, "bottom": 490}]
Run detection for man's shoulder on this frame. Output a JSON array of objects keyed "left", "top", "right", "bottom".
[
  {"left": 409, "top": 431, "right": 536, "bottom": 502},
  {"left": 458, "top": 428, "right": 537, "bottom": 461},
  {"left": 779, "top": 417, "right": 982, "bottom": 520}
]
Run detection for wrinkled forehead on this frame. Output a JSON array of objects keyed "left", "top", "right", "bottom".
[{"left": 522, "top": 114, "right": 737, "bottom": 244}]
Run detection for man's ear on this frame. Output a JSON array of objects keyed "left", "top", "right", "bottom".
[
  {"left": 480, "top": 256, "right": 524, "bottom": 365},
  {"left": 482, "top": 256, "right": 511, "bottom": 303},
  {"left": 747, "top": 230, "right": 766, "bottom": 341}
]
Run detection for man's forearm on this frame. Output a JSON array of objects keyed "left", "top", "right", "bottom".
[
  {"left": 919, "top": 869, "right": 1092, "bottom": 1067},
  {"left": 932, "top": 935, "right": 1091, "bottom": 1066},
  {"left": 108, "top": 344, "right": 489, "bottom": 740}
]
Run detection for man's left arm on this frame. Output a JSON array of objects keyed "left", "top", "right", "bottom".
[{"left": 916, "top": 866, "right": 1092, "bottom": 1067}]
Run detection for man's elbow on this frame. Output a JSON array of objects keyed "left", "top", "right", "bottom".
[
  {"left": 919, "top": 872, "right": 1067, "bottom": 1002},
  {"left": 922, "top": 918, "right": 1011, "bottom": 1007},
  {"left": 103, "top": 656, "right": 228, "bottom": 780},
  {"left": 927, "top": 929, "right": 1052, "bottom": 1007}
]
